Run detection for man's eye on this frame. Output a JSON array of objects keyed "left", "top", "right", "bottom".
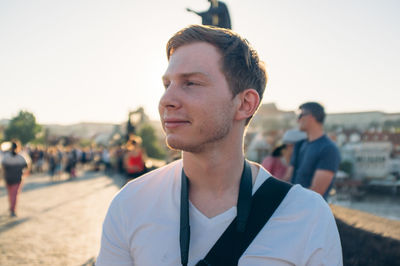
[{"left": 186, "top": 81, "right": 197, "bottom": 86}]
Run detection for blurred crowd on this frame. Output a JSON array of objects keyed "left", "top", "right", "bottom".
[
  {"left": 0, "top": 137, "right": 149, "bottom": 183},
  {"left": 0, "top": 136, "right": 151, "bottom": 217}
]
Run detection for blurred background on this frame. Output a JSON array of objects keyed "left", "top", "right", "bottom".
[{"left": 1, "top": 0, "right": 400, "bottom": 265}]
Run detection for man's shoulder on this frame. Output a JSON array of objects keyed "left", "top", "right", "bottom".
[
  {"left": 219, "top": 1, "right": 228, "bottom": 7},
  {"left": 1, "top": 152, "right": 27, "bottom": 165},
  {"left": 280, "top": 184, "right": 332, "bottom": 218},
  {"left": 253, "top": 184, "right": 341, "bottom": 264},
  {"left": 255, "top": 168, "right": 328, "bottom": 211},
  {"left": 307, "top": 135, "right": 339, "bottom": 154},
  {"left": 1, "top": 152, "right": 11, "bottom": 162},
  {"left": 319, "top": 134, "right": 338, "bottom": 146},
  {"left": 319, "top": 135, "right": 340, "bottom": 154}
]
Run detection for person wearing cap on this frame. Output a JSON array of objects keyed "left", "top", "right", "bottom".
[
  {"left": 1, "top": 140, "right": 30, "bottom": 217},
  {"left": 261, "top": 129, "right": 306, "bottom": 179},
  {"left": 284, "top": 102, "right": 341, "bottom": 200}
]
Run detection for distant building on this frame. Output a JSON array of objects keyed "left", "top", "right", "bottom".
[
  {"left": 253, "top": 104, "right": 400, "bottom": 132},
  {"left": 362, "top": 131, "right": 400, "bottom": 157},
  {"left": 338, "top": 129, "right": 400, "bottom": 180},
  {"left": 326, "top": 111, "right": 400, "bottom": 130},
  {"left": 341, "top": 142, "right": 392, "bottom": 179},
  {"left": 336, "top": 130, "right": 362, "bottom": 147},
  {"left": 250, "top": 103, "right": 296, "bottom": 131}
]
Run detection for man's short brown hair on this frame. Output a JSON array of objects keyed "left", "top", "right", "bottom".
[{"left": 166, "top": 25, "right": 267, "bottom": 124}]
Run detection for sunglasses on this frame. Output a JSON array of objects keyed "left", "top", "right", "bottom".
[{"left": 297, "top": 112, "right": 311, "bottom": 120}]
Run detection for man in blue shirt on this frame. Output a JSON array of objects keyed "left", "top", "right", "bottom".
[{"left": 284, "top": 102, "right": 341, "bottom": 199}]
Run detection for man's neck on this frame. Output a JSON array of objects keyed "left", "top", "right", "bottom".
[
  {"left": 182, "top": 147, "right": 244, "bottom": 194},
  {"left": 181, "top": 138, "right": 249, "bottom": 218},
  {"left": 307, "top": 126, "right": 324, "bottom": 142}
]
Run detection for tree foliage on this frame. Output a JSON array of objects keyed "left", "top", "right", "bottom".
[
  {"left": 383, "top": 119, "right": 400, "bottom": 130},
  {"left": 138, "top": 123, "right": 166, "bottom": 159},
  {"left": 4, "top": 110, "right": 42, "bottom": 145},
  {"left": 339, "top": 160, "right": 353, "bottom": 175}
]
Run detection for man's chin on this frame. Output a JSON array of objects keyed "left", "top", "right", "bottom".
[
  {"left": 166, "top": 138, "right": 202, "bottom": 153},
  {"left": 166, "top": 142, "right": 181, "bottom": 151},
  {"left": 165, "top": 137, "right": 184, "bottom": 151}
]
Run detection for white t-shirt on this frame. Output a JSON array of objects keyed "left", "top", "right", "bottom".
[{"left": 97, "top": 160, "right": 342, "bottom": 266}]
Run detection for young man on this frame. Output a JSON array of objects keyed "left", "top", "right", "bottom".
[
  {"left": 284, "top": 102, "right": 341, "bottom": 200},
  {"left": 97, "top": 25, "right": 342, "bottom": 265}
]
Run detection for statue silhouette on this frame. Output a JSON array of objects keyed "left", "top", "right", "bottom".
[{"left": 186, "top": 0, "right": 232, "bottom": 29}]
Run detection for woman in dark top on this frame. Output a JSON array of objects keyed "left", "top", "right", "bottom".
[{"left": 1, "top": 141, "right": 29, "bottom": 217}]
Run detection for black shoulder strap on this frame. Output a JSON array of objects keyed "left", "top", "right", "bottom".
[{"left": 196, "top": 177, "right": 292, "bottom": 266}]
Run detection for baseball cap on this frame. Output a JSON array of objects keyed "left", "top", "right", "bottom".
[
  {"left": 282, "top": 129, "right": 307, "bottom": 144},
  {"left": 1, "top": 141, "right": 12, "bottom": 151}
]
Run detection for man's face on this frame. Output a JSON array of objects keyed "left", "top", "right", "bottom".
[
  {"left": 159, "top": 42, "right": 236, "bottom": 153},
  {"left": 297, "top": 108, "right": 312, "bottom": 131}
]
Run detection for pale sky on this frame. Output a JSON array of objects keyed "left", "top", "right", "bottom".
[{"left": 1, "top": 0, "right": 399, "bottom": 125}]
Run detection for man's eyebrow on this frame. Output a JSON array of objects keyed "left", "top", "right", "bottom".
[
  {"left": 181, "top": 72, "right": 209, "bottom": 79},
  {"left": 162, "top": 72, "right": 209, "bottom": 81}
]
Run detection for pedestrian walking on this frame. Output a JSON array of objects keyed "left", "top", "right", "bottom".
[
  {"left": 1, "top": 140, "right": 30, "bottom": 217},
  {"left": 123, "top": 136, "right": 147, "bottom": 181}
]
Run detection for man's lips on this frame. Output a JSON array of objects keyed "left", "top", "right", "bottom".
[{"left": 163, "top": 119, "right": 191, "bottom": 129}]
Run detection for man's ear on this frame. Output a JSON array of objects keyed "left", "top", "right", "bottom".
[{"left": 234, "top": 89, "right": 260, "bottom": 122}]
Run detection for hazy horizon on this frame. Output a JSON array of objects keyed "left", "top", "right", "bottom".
[{"left": 2, "top": 102, "right": 400, "bottom": 126}]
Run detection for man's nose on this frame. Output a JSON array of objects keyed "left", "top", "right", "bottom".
[{"left": 159, "top": 82, "right": 181, "bottom": 110}]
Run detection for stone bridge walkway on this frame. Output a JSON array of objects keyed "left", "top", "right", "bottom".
[{"left": 0, "top": 170, "right": 124, "bottom": 266}]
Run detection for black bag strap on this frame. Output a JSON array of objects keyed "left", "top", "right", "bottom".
[
  {"left": 180, "top": 160, "right": 253, "bottom": 266},
  {"left": 196, "top": 177, "right": 292, "bottom": 266}
]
